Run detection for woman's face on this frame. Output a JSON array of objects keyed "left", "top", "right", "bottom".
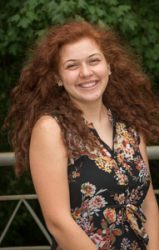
[{"left": 58, "top": 37, "right": 111, "bottom": 106}]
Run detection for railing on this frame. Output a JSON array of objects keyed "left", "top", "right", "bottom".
[
  {"left": 0, "top": 194, "right": 52, "bottom": 250},
  {"left": 0, "top": 153, "right": 52, "bottom": 250},
  {"left": 0, "top": 146, "right": 159, "bottom": 250}
]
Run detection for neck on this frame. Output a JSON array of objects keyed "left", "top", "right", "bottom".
[{"left": 72, "top": 99, "right": 108, "bottom": 125}]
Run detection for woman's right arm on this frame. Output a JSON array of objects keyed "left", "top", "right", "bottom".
[{"left": 29, "top": 116, "right": 96, "bottom": 250}]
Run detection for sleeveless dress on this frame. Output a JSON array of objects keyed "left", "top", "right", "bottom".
[{"left": 51, "top": 116, "right": 150, "bottom": 250}]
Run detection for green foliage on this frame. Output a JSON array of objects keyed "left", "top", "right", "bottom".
[
  {"left": 1, "top": 0, "right": 159, "bottom": 75},
  {"left": 0, "top": 0, "right": 159, "bottom": 91},
  {"left": 0, "top": 1, "right": 159, "bottom": 123}
]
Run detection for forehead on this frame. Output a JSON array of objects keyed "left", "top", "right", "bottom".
[{"left": 59, "top": 37, "right": 102, "bottom": 61}]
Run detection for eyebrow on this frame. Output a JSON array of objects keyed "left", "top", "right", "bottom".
[{"left": 63, "top": 53, "right": 102, "bottom": 65}]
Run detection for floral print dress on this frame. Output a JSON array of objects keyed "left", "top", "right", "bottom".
[{"left": 51, "top": 117, "right": 150, "bottom": 250}]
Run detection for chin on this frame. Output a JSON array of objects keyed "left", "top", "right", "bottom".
[{"left": 81, "top": 95, "right": 102, "bottom": 103}]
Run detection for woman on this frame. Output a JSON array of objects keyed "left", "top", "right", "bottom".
[{"left": 5, "top": 21, "right": 159, "bottom": 249}]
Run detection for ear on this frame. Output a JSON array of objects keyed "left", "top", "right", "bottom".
[
  {"left": 57, "top": 79, "right": 63, "bottom": 87},
  {"left": 108, "top": 64, "right": 111, "bottom": 75},
  {"left": 55, "top": 75, "right": 63, "bottom": 87}
]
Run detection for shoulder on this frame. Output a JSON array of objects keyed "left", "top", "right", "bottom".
[
  {"left": 30, "top": 115, "right": 66, "bottom": 154},
  {"left": 116, "top": 121, "right": 140, "bottom": 145},
  {"left": 33, "top": 115, "right": 61, "bottom": 133},
  {"left": 31, "top": 115, "right": 62, "bottom": 141},
  {"left": 128, "top": 125, "right": 140, "bottom": 145},
  {"left": 30, "top": 115, "right": 67, "bottom": 169}
]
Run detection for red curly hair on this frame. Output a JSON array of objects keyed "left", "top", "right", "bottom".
[{"left": 4, "top": 21, "right": 159, "bottom": 176}]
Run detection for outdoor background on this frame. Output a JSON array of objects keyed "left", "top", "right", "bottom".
[{"left": 0, "top": 0, "right": 159, "bottom": 247}]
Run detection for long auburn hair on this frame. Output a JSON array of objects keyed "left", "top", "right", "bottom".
[{"left": 4, "top": 21, "right": 159, "bottom": 176}]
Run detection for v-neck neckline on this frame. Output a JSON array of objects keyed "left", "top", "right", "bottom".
[{"left": 84, "top": 110, "right": 116, "bottom": 155}]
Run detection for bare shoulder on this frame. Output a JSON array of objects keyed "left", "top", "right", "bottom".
[
  {"left": 32, "top": 115, "right": 61, "bottom": 135},
  {"left": 31, "top": 115, "right": 64, "bottom": 145},
  {"left": 30, "top": 115, "right": 67, "bottom": 167}
]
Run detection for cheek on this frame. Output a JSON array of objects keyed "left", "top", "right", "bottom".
[
  {"left": 96, "top": 63, "right": 109, "bottom": 76},
  {"left": 98, "top": 69, "right": 109, "bottom": 80},
  {"left": 63, "top": 72, "right": 78, "bottom": 85}
]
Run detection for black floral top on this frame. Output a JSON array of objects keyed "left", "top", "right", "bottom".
[{"left": 51, "top": 117, "right": 150, "bottom": 250}]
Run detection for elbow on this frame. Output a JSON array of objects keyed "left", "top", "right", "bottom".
[{"left": 45, "top": 214, "right": 73, "bottom": 239}]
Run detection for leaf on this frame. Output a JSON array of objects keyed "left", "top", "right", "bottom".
[
  {"left": 18, "top": 17, "right": 30, "bottom": 28},
  {"left": 113, "top": 4, "right": 131, "bottom": 18},
  {"left": 10, "top": 14, "right": 20, "bottom": 23}
]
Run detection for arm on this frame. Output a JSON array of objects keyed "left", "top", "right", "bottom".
[
  {"left": 139, "top": 135, "right": 159, "bottom": 250},
  {"left": 29, "top": 116, "right": 96, "bottom": 250}
]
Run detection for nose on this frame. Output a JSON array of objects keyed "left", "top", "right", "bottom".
[{"left": 79, "top": 64, "right": 93, "bottom": 78}]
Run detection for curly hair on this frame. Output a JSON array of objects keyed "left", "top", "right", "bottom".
[{"left": 4, "top": 21, "right": 159, "bottom": 176}]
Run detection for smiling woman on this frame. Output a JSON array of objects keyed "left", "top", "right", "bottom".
[
  {"left": 58, "top": 38, "right": 110, "bottom": 106},
  {"left": 4, "top": 21, "right": 159, "bottom": 250}
]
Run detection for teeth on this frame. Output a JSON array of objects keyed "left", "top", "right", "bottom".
[{"left": 79, "top": 81, "right": 97, "bottom": 88}]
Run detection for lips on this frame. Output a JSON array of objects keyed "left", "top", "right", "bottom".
[{"left": 78, "top": 80, "right": 98, "bottom": 88}]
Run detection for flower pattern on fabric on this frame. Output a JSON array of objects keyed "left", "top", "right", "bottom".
[
  {"left": 72, "top": 184, "right": 107, "bottom": 223},
  {"left": 52, "top": 118, "right": 150, "bottom": 250},
  {"left": 81, "top": 182, "right": 96, "bottom": 197},
  {"left": 67, "top": 120, "right": 150, "bottom": 250},
  {"left": 103, "top": 208, "right": 117, "bottom": 224}
]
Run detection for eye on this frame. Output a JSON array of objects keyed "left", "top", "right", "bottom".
[
  {"left": 66, "top": 64, "right": 78, "bottom": 70},
  {"left": 89, "top": 58, "right": 101, "bottom": 65}
]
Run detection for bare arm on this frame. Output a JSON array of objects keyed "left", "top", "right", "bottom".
[
  {"left": 29, "top": 116, "right": 96, "bottom": 250},
  {"left": 139, "top": 135, "right": 159, "bottom": 250}
]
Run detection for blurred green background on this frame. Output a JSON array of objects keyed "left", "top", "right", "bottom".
[{"left": 0, "top": 0, "right": 159, "bottom": 247}]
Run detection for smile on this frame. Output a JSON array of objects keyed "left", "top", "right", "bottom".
[{"left": 78, "top": 81, "right": 98, "bottom": 89}]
